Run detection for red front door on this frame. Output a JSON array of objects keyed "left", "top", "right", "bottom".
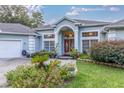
[{"left": 64, "top": 39, "right": 74, "bottom": 54}]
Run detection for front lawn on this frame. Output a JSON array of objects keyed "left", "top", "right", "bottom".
[{"left": 66, "top": 61, "right": 124, "bottom": 88}]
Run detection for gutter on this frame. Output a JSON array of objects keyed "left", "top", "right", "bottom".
[
  {"left": 0, "top": 32, "right": 37, "bottom": 36},
  {"left": 103, "top": 25, "right": 124, "bottom": 31},
  {"left": 78, "top": 23, "right": 110, "bottom": 27}
]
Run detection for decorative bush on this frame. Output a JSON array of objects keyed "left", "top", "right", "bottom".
[
  {"left": 79, "top": 53, "right": 90, "bottom": 59},
  {"left": 6, "top": 60, "right": 75, "bottom": 88},
  {"left": 70, "top": 48, "right": 80, "bottom": 59},
  {"left": 60, "top": 66, "right": 72, "bottom": 80},
  {"left": 91, "top": 40, "right": 124, "bottom": 64},
  {"left": 45, "top": 60, "right": 73, "bottom": 81},
  {"left": 6, "top": 65, "right": 47, "bottom": 88},
  {"left": 6, "top": 65, "right": 64, "bottom": 88},
  {"left": 31, "top": 50, "right": 57, "bottom": 58},
  {"left": 32, "top": 54, "right": 49, "bottom": 67},
  {"left": 61, "top": 63, "right": 77, "bottom": 79}
]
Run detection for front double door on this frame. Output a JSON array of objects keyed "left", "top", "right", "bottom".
[{"left": 64, "top": 39, "right": 74, "bottom": 54}]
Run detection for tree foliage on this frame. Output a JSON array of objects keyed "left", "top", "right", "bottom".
[{"left": 0, "top": 5, "right": 43, "bottom": 28}]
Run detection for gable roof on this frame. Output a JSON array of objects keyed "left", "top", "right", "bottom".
[
  {"left": 111, "top": 19, "right": 124, "bottom": 25},
  {"left": 54, "top": 17, "right": 110, "bottom": 26},
  {"left": 0, "top": 23, "right": 36, "bottom": 35},
  {"left": 103, "top": 19, "right": 124, "bottom": 30},
  {"left": 73, "top": 19, "right": 110, "bottom": 26},
  {"left": 36, "top": 17, "right": 110, "bottom": 31},
  {"left": 54, "top": 16, "right": 77, "bottom": 25}
]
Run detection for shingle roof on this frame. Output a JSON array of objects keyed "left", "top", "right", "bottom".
[
  {"left": 0, "top": 23, "right": 36, "bottom": 35},
  {"left": 73, "top": 19, "right": 110, "bottom": 25},
  {"left": 36, "top": 24, "right": 54, "bottom": 30},
  {"left": 36, "top": 18, "right": 110, "bottom": 31},
  {"left": 36, "top": 22, "right": 109, "bottom": 31},
  {"left": 103, "top": 19, "right": 124, "bottom": 30},
  {"left": 109, "top": 19, "right": 124, "bottom": 26}
]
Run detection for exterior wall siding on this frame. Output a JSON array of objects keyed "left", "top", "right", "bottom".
[
  {"left": 35, "top": 36, "right": 42, "bottom": 52},
  {"left": 108, "top": 30, "right": 117, "bottom": 40},
  {"left": 100, "top": 33, "right": 107, "bottom": 41},
  {"left": 107, "top": 30, "right": 124, "bottom": 41},
  {"left": 115, "top": 30, "right": 124, "bottom": 40},
  {"left": 28, "top": 36, "right": 35, "bottom": 53}
]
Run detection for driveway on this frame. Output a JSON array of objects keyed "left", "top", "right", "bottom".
[{"left": 0, "top": 58, "right": 31, "bottom": 87}]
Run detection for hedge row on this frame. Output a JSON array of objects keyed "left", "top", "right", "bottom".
[{"left": 91, "top": 41, "right": 124, "bottom": 65}]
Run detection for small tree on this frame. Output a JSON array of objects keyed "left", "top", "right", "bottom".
[
  {"left": 32, "top": 54, "right": 49, "bottom": 68},
  {"left": 0, "top": 5, "right": 44, "bottom": 28}
]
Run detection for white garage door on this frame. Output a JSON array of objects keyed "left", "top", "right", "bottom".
[{"left": 0, "top": 40, "right": 22, "bottom": 58}]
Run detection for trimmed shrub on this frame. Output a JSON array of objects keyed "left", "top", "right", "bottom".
[
  {"left": 79, "top": 53, "right": 90, "bottom": 59},
  {"left": 6, "top": 60, "right": 75, "bottom": 88},
  {"left": 31, "top": 50, "right": 57, "bottom": 58},
  {"left": 60, "top": 66, "right": 72, "bottom": 80},
  {"left": 32, "top": 54, "right": 49, "bottom": 68},
  {"left": 6, "top": 65, "right": 64, "bottom": 88},
  {"left": 6, "top": 65, "right": 47, "bottom": 88},
  {"left": 31, "top": 52, "right": 42, "bottom": 57},
  {"left": 91, "top": 40, "right": 124, "bottom": 64},
  {"left": 70, "top": 48, "right": 80, "bottom": 59},
  {"left": 45, "top": 60, "right": 73, "bottom": 81}
]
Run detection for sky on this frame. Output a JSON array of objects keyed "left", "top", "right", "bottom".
[{"left": 36, "top": 5, "right": 124, "bottom": 24}]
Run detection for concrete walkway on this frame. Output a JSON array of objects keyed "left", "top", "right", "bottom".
[{"left": 0, "top": 58, "right": 76, "bottom": 88}]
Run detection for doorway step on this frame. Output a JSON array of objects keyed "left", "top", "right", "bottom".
[{"left": 58, "top": 55, "right": 73, "bottom": 60}]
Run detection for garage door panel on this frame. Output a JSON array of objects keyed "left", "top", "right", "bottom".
[{"left": 0, "top": 40, "right": 22, "bottom": 58}]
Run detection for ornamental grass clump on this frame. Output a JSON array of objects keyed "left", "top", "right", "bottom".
[{"left": 91, "top": 40, "right": 124, "bottom": 64}]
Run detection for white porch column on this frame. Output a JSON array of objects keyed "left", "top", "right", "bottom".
[
  {"left": 55, "top": 31, "right": 60, "bottom": 55},
  {"left": 74, "top": 30, "right": 79, "bottom": 51},
  {"left": 55, "top": 32, "right": 58, "bottom": 47}
]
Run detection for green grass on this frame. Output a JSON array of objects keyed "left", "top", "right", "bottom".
[
  {"left": 66, "top": 61, "right": 124, "bottom": 88},
  {"left": 79, "top": 54, "right": 90, "bottom": 59}
]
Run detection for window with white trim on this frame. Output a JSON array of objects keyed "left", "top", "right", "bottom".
[
  {"left": 82, "top": 32, "right": 98, "bottom": 37},
  {"left": 44, "top": 34, "right": 55, "bottom": 39},
  {"left": 82, "top": 39, "right": 98, "bottom": 53},
  {"left": 44, "top": 41, "right": 55, "bottom": 52}
]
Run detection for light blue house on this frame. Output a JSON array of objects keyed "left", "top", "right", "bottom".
[
  {"left": 0, "top": 17, "right": 124, "bottom": 58},
  {"left": 35, "top": 17, "right": 110, "bottom": 55}
]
